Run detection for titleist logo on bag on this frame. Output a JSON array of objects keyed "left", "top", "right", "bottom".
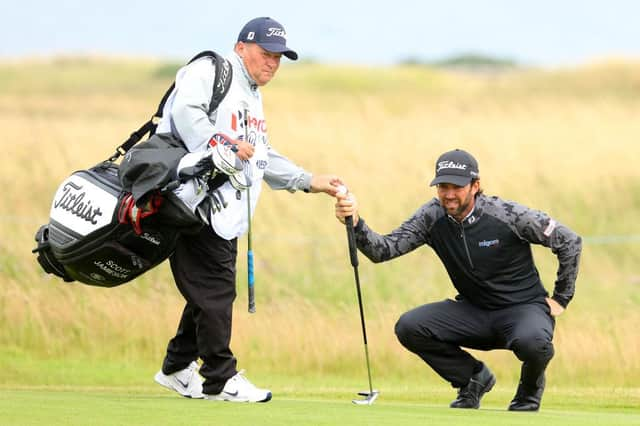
[
  {"left": 54, "top": 182, "right": 103, "bottom": 224},
  {"left": 50, "top": 175, "right": 118, "bottom": 236}
]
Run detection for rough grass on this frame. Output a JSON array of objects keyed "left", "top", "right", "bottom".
[{"left": 0, "top": 58, "right": 639, "bottom": 397}]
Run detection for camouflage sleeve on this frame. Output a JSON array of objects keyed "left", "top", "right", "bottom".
[
  {"left": 352, "top": 201, "right": 438, "bottom": 263},
  {"left": 502, "top": 199, "right": 582, "bottom": 308}
]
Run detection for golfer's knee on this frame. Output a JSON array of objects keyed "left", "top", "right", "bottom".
[
  {"left": 394, "top": 313, "right": 425, "bottom": 350},
  {"left": 512, "top": 336, "right": 555, "bottom": 363}
]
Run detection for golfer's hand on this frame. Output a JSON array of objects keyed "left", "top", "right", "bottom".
[
  {"left": 234, "top": 140, "right": 254, "bottom": 161},
  {"left": 335, "top": 191, "right": 359, "bottom": 226},
  {"left": 309, "top": 175, "right": 344, "bottom": 196},
  {"left": 546, "top": 297, "right": 565, "bottom": 316}
]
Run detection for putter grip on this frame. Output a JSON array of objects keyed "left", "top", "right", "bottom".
[
  {"left": 248, "top": 250, "right": 256, "bottom": 313},
  {"left": 345, "top": 216, "right": 359, "bottom": 267}
]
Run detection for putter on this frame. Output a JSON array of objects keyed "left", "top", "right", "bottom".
[{"left": 345, "top": 215, "right": 379, "bottom": 405}]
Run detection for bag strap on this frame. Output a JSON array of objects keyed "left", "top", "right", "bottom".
[{"left": 108, "top": 51, "right": 233, "bottom": 162}]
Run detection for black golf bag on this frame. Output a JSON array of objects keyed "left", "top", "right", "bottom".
[
  {"left": 32, "top": 160, "right": 202, "bottom": 287},
  {"left": 32, "top": 50, "right": 232, "bottom": 287}
]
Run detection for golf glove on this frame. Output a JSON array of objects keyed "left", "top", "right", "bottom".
[{"left": 195, "top": 189, "right": 229, "bottom": 227}]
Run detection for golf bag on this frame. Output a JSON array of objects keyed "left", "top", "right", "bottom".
[
  {"left": 32, "top": 50, "right": 232, "bottom": 287},
  {"left": 33, "top": 161, "right": 202, "bottom": 287}
]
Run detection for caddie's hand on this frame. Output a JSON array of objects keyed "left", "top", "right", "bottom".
[
  {"left": 546, "top": 297, "right": 565, "bottom": 316},
  {"left": 335, "top": 191, "right": 359, "bottom": 226},
  {"left": 309, "top": 175, "right": 344, "bottom": 196},
  {"left": 234, "top": 140, "right": 255, "bottom": 161}
]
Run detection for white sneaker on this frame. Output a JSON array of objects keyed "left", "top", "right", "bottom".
[
  {"left": 154, "top": 361, "right": 204, "bottom": 399},
  {"left": 205, "top": 370, "right": 272, "bottom": 403}
]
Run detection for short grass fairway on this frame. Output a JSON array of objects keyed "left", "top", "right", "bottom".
[{"left": 1, "top": 386, "right": 638, "bottom": 426}]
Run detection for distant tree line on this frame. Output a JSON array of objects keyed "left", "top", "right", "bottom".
[{"left": 400, "top": 52, "right": 519, "bottom": 70}]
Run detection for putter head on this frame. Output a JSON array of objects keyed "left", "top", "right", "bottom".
[{"left": 352, "top": 390, "right": 379, "bottom": 405}]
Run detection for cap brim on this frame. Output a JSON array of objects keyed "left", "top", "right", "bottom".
[
  {"left": 429, "top": 175, "right": 472, "bottom": 187},
  {"left": 257, "top": 42, "right": 298, "bottom": 60}
]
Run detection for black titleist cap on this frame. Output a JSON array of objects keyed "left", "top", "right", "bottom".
[
  {"left": 237, "top": 17, "right": 298, "bottom": 60},
  {"left": 429, "top": 149, "right": 480, "bottom": 187}
]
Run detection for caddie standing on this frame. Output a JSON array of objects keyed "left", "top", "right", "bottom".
[{"left": 153, "top": 16, "right": 344, "bottom": 402}]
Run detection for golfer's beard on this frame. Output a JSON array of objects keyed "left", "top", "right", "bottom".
[
  {"left": 448, "top": 204, "right": 465, "bottom": 217},
  {"left": 446, "top": 193, "right": 473, "bottom": 219}
]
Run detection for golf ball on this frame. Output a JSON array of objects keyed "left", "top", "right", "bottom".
[{"left": 336, "top": 185, "right": 348, "bottom": 195}]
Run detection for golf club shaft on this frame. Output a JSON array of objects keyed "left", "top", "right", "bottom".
[
  {"left": 244, "top": 107, "right": 256, "bottom": 314},
  {"left": 247, "top": 189, "right": 255, "bottom": 313},
  {"left": 346, "top": 216, "right": 374, "bottom": 394}
]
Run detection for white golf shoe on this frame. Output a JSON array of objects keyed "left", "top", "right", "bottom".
[
  {"left": 205, "top": 370, "right": 272, "bottom": 403},
  {"left": 154, "top": 361, "right": 204, "bottom": 399}
]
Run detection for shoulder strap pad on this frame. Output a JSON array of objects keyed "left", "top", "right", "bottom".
[{"left": 206, "top": 51, "right": 233, "bottom": 115}]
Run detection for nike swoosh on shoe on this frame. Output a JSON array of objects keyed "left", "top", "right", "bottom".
[{"left": 175, "top": 377, "right": 190, "bottom": 389}]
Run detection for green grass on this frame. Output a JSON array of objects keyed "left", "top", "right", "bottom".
[
  {"left": 1, "top": 354, "right": 638, "bottom": 425},
  {"left": 2, "top": 387, "right": 638, "bottom": 426}
]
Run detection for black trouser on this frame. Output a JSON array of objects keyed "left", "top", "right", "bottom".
[
  {"left": 394, "top": 298, "right": 555, "bottom": 389},
  {"left": 161, "top": 226, "right": 238, "bottom": 395}
]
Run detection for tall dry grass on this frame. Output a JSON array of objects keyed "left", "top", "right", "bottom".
[{"left": 1, "top": 58, "right": 639, "bottom": 387}]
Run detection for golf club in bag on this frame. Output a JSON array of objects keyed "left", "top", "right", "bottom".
[{"left": 345, "top": 214, "right": 379, "bottom": 405}]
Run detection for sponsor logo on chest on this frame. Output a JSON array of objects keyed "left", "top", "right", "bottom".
[
  {"left": 478, "top": 239, "right": 500, "bottom": 248},
  {"left": 231, "top": 110, "right": 268, "bottom": 135}
]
